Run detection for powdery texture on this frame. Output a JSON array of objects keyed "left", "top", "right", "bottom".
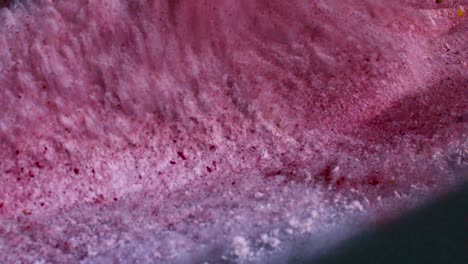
[{"left": 0, "top": 0, "right": 466, "bottom": 263}]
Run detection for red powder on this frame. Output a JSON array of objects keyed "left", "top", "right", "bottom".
[{"left": 0, "top": 0, "right": 466, "bottom": 263}]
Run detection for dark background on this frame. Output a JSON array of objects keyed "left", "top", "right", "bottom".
[{"left": 286, "top": 182, "right": 468, "bottom": 264}]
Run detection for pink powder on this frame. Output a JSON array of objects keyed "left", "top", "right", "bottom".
[{"left": 0, "top": 0, "right": 466, "bottom": 262}]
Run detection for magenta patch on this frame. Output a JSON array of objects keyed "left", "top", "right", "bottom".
[{"left": 0, "top": 0, "right": 466, "bottom": 263}]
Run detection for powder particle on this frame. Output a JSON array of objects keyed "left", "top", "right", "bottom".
[
  {"left": 260, "top": 233, "right": 281, "bottom": 249},
  {"left": 232, "top": 236, "right": 251, "bottom": 258}
]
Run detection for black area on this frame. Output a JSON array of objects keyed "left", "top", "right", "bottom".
[
  {"left": 287, "top": 183, "right": 468, "bottom": 264},
  {"left": 0, "top": 0, "right": 11, "bottom": 9}
]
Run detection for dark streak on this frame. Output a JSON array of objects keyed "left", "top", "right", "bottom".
[{"left": 177, "top": 151, "right": 187, "bottom": 160}]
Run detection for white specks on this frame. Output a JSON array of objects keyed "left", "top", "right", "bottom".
[
  {"left": 103, "top": 237, "right": 117, "bottom": 247},
  {"left": 254, "top": 192, "right": 265, "bottom": 199},
  {"left": 59, "top": 114, "right": 74, "bottom": 128},
  {"left": 288, "top": 217, "right": 315, "bottom": 233},
  {"left": 260, "top": 148, "right": 270, "bottom": 159},
  {"left": 83, "top": 110, "right": 100, "bottom": 133},
  {"left": 114, "top": 116, "right": 132, "bottom": 133},
  {"left": 17, "top": 72, "right": 36, "bottom": 90},
  {"left": 232, "top": 236, "right": 251, "bottom": 258},
  {"left": 260, "top": 233, "right": 281, "bottom": 249},
  {"left": 0, "top": 120, "right": 7, "bottom": 133},
  {"left": 394, "top": 191, "right": 402, "bottom": 199},
  {"left": 87, "top": 245, "right": 98, "bottom": 257},
  {"left": 332, "top": 166, "right": 340, "bottom": 173},
  {"left": 153, "top": 251, "right": 162, "bottom": 258},
  {"left": 310, "top": 210, "right": 318, "bottom": 218},
  {"left": 334, "top": 193, "right": 343, "bottom": 204},
  {"left": 347, "top": 200, "right": 364, "bottom": 212},
  {"left": 432, "top": 149, "right": 443, "bottom": 159},
  {"left": 428, "top": 15, "right": 436, "bottom": 26},
  {"left": 444, "top": 43, "right": 451, "bottom": 51},
  {"left": 313, "top": 45, "right": 337, "bottom": 68}
]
